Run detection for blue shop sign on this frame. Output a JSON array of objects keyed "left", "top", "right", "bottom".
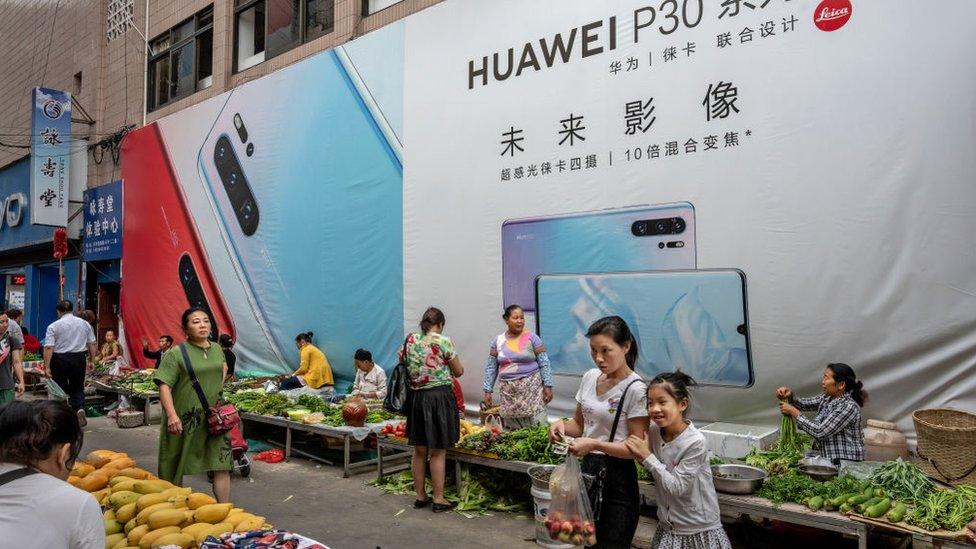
[{"left": 82, "top": 180, "right": 122, "bottom": 261}]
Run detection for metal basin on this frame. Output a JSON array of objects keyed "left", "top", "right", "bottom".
[
  {"left": 798, "top": 464, "right": 839, "bottom": 482},
  {"left": 711, "top": 464, "right": 767, "bottom": 495}
]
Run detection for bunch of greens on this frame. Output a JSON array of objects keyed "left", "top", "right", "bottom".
[
  {"left": 744, "top": 413, "right": 811, "bottom": 476},
  {"left": 369, "top": 465, "right": 531, "bottom": 515},
  {"left": 227, "top": 389, "right": 266, "bottom": 411},
  {"left": 757, "top": 470, "right": 823, "bottom": 504},
  {"left": 868, "top": 458, "right": 934, "bottom": 504},
  {"left": 906, "top": 485, "right": 976, "bottom": 532},
  {"left": 366, "top": 410, "right": 396, "bottom": 423},
  {"left": 251, "top": 393, "right": 292, "bottom": 416},
  {"left": 493, "top": 425, "right": 560, "bottom": 464},
  {"left": 295, "top": 394, "right": 333, "bottom": 413},
  {"left": 757, "top": 471, "right": 862, "bottom": 505}
]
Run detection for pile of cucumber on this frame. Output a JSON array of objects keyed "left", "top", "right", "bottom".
[{"left": 807, "top": 485, "right": 909, "bottom": 523}]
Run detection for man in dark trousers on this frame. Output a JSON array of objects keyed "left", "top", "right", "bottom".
[
  {"left": 141, "top": 335, "right": 174, "bottom": 368},
  {"left": 43, "top": 300, "right": 97, "bottom": 426}
]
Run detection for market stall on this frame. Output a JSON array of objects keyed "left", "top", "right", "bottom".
[{"left": 227, "top": 389, "right": 402, "bottom": 478}]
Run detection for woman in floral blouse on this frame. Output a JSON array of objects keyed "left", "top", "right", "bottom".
[{"left": 400, "top": 307, "right": 464, "bottom": 513}]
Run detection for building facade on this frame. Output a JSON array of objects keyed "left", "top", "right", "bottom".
[{"left": 0, "top": 0, "right": 437, "bottom": 338}]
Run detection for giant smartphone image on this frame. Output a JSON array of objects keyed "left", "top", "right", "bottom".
[
  {"left": 120, "top": 124, "right": 235, "bottom": 365},
  {"left": 535, "top": 270, "right": 753, "bottom": 387},
  {"left": 502, "top": 203, "right": 697, "bottom": 316},
  {"left": 196, "top": 49, "right": 403, "bottom": 376}
]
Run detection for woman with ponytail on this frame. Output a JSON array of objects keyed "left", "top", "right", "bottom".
[
  {"left": 0, "top": 400, "right": 104, "bottom": 547},
  {"left": 279, "top": 331, "right": 335, "bottom": 398},
  {"left": 777, "top": 362, "right": 867, "bottom": 464},
  {"left": 549, "top": 316, "right": 649, "bottom": 548},
  {"left": 401, "top": 307, "right": 465, "bottom": 513}
]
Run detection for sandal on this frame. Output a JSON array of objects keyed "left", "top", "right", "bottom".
[
  {"left": 413, "top": 498, "right": 431, "bottom": 509},
  {"left": 432, "top": 501, "right": 457, "bottom": 513}
]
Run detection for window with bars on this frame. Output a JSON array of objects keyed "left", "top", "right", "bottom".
[
  {"left": 147, "top": 6, "right": 214, "bottom": 112},
  {"left": 106, "top": 0, "right": 134, "bottom": 42},
  {"left": 234, "top": 0, "right": 335, "bottom": 73}
]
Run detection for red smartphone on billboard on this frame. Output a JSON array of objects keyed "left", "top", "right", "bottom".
[{"left": 120, "top": 123, "right": 235, "bottom": 367}]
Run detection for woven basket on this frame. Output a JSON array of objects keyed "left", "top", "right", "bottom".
[
  {"left": 116, "top": 410, "right": 145, "bottom": 429},
  {"left": 912, "top": 408, "right": 976, "bottom": 486}
]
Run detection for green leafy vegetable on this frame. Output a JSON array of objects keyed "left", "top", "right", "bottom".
[{"left": 868, "top": 458, "right": 934, "bottom": 504}]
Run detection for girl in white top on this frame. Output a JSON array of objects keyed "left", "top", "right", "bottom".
[
  {"left": 550, "top": 316, "right": 649, "bottom": 548},
  {"left": 626, "top": 371, "right": 731, "bottom": 549}
]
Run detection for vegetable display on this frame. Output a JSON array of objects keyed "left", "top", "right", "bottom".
[
  {"left": 758, "top": 471, "right": 861, "bottom": 505},
  {"left": 867, "top": 458, "right": 934, "bottom": 504},
  {"left": 370, "top": 466, "right": 530, "bottom": 515},
  {"left": 906, "top": 485, "right": 976, "bottom": 532},
  {"left": 227, "top": 390, "right": 398, "bottom": 426}
]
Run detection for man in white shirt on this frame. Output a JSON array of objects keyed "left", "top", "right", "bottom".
[
  {"left": 43, "top": 301, "right": 97, "bottom": 425},
  {"left": 350, "top": 348, "right": 388, "bottom": 400}
]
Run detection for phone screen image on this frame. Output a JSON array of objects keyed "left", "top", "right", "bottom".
[
  {"left": 536, "top": 270, "right": 752, "bottom": 387},
  {"left": 196, "top": 49, "right": 403, "bottom": 377},
  {"left": 501, "top": 203, "right": 697, "bottom": 316},
  {"left": 120, "top": 124, "right": 235, "bottom": 365}
]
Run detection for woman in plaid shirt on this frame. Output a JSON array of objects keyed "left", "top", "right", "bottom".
[{"left": 777, "top": 363, "right": 867, "bottom": 464}]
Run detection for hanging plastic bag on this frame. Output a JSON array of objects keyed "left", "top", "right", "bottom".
[{"left": 545, "top": 456, "right": 597, "bottom": 547}]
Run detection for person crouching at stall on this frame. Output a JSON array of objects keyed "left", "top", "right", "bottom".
[
  {"left": 280, "top": 332, "right": 335, "bottom": 398},
  {"left": 549, "top": 316, "right": 649, "bottom": 548},
  {"left": 777, "top": 362, "right": 867, "bottom": 465},
  {"left": 626, "top": 372, "right": 732, "bottom": 549},
  {"left": 482, "top": 304, "right": 554, "bottom": 430},
  {"left": 350, "top": 348, "right": 387, "bottom": 400}
]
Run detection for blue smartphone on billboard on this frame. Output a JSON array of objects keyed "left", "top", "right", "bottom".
[
  {"left": 196, "top": 49, "right": 403, "bottom": 381},
  {"left": 501, "top": 203, "right": 697, "bottom": 316},
  {"left": 535, "top": 270, "right": 753, "bottom": 387}
]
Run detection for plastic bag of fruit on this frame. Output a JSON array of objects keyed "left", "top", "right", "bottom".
[{"left": 544, "top": 457, "right": 597, "bottom": 547}]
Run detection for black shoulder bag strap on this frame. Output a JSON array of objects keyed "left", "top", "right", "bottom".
[
  {"left": 608, "top": 379, "right": 642, "bottom": 442},
  {"left": 180, "top": 344, "right": 212, "bottom": 417},
  {"left": 0, "top": 467, "right": 37, "bottom": 487}
]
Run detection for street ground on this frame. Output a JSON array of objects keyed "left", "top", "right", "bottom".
[{"left": 80, "top": 416, "right": 897, "bottom": 549}]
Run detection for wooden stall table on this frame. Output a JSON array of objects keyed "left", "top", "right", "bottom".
[
  {"left": 241, "top": 412, "right": 399, "bottom": 478},
  {"left": 375, "top": 436, "right": 535, "bottom": 492},
  {"left": 639, "top": 483, "right": 870, "bottom": 549},
  {"left": 91, "top": 380, "right": 159, "bottom": 425}
]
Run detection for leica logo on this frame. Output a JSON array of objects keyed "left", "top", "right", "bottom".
[
  {"left": 814, "top": 0, "right": 852, "bottom": 32},
  {"left": 816, "top": 6, "right": 849, "bottom": 22}
]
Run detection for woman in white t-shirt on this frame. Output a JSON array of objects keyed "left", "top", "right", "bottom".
[
  {"left": 0, "top": 399, "right": 104, "bottom": 549},
  {"left": 549, "top": 316, "right": 649, "bottom": 548}
]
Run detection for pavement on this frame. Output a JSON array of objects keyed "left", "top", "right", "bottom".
[{"left": 81, "top": 416, "right": 537, "bottom": 549}]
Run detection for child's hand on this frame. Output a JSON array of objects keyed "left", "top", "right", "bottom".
[{"left": 625, "top": 434, "right": 651, "bottom": 461}]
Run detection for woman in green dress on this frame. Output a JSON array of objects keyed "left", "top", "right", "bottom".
[{"left": 153, "top": 307, "right": 232, "bottom": 502}]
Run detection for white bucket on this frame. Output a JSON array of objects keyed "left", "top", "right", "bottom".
[{"left": 531, "top": 485, "right": 575, "bottom": 549}]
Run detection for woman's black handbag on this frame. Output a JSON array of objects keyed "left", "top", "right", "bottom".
[
  {"left": 383, "top": 336, "right": 412, "bottom": 414},
  {"left": 582, "top": 379, "right": 640, "bottom": 520}
]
